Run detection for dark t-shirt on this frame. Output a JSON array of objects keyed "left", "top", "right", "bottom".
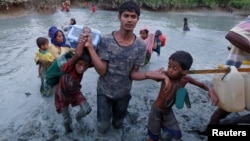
[{"left": 97, "top": 32, "right": 146, "bottom": 99}]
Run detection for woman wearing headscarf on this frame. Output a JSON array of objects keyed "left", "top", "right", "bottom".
[{"left": 48, "top": 28, "right": 74, "bottom": 59}]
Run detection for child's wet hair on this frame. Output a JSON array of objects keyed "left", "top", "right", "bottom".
[
  {"left": 169, "top": 50, "right": 193, "bottom": 70},
  {"left": 81, "top": 48, "right": 92, "bottom": 64},
  {"left": 70, "top": 18, "right": 76, "bottom": 25},
  {"left": 36, "top": 37, "right": 48, "bottom": 48},
  {"left": 118, "top": 0, "right": 140, "bottom": 17}
]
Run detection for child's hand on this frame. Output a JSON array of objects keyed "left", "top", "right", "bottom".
[
  {"left": 78, "top": 34, "right": 86, "bottom": 48},
  {"left": 78, "top": 26, "right": 91, "bottom": 47},
  {"left": 82, "top": 26, "right": 94, "bottom": 49},
  {"left": 208, "top": 88, "right": 219, "bottom": 106}
]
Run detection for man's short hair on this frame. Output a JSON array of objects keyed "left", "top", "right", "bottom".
[
  {"left": 118, "top": 0, "right": 140, "bottom": 17},
  {"left": 169, "top": 50, "right": 193, "bottom": 70}
]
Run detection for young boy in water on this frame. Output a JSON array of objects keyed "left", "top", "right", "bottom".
[
  {"left": 147, "top": 50, "right": 219, "bottom": 141},
  {"left": 54, "top": 27, "right": 92, "bottom": 133},
  {"left": 34, "top": 37, "right": 55, "bottom": 96}
]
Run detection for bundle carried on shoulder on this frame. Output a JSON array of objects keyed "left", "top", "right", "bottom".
[
  {"left": 155, "top": 30, "right": 166, "bottom": 47},
  {"left": 46, "top": 51, "right": 75, "bottom": 86},
  {"left": 153, "top": 30, "right": 167, "bottom": 56}
]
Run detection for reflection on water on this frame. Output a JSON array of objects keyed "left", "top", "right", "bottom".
[{"left": 0, "top": 8, "right": 245, "bottom": 128}]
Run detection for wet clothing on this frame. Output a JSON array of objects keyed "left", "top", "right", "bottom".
[
  {"left": 50, "top": 29, "right": 70, "bottom": 48},
  {"left": 48, "top": 29, "right": 74, "bottom": 58},
  {"left": 148, "top": 82, "right": 182, "bottom": 141},
  {"left": 34, "top": 49, "right": 55, "bottom": 96},
  {"left": 55, "top": 58, "right": 87, "bottom": 113},
  {"left": 183, "top": 23, "right": 190, "bottom": 31},
  {"left": 48, "top": 43, "right": 74, "bottom": 59},
  {"left": 35, "top": 49, "right": 55, "bottom": 68},
  {"left": 147, "top": 104, "right": 181, "bottom": 141},
  {"left": 96, "top": 31, "right": 146, "bottom": 132},
  {"left": 97, "top": 93, "right": 131, "bottom": 131},
  {"left": 153, "top": 35, "right": 162, "bottom": 56},
  {"left": 97, "top": 32, "right": 146, "bottom": 99}
]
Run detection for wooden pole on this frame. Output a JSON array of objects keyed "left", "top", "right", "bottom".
[{"left": 182, "top": 67, "right": 250, "bottom": 74}]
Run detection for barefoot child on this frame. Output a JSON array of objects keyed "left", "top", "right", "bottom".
[
  {"left": 147, "top": 50, "right": 218, "bottom": 141},
  {"left": 34, "top": 37, "right": 55, "bottom": 96},
  {"left": 54, "top": 27, "right": 92, "bottom": 133}
]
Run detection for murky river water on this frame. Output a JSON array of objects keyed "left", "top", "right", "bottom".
[{"left": 0, "top": 7, "right": 245, "bottom": 139}]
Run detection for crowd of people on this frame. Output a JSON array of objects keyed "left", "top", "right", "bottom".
[
  {"left": 139, "top": 27, "right": 166, "bottom": 65},
  {"left": 33, "top": 0, "right": 250, "bottom": 140}
]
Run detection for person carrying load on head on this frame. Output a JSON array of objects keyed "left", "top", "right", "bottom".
[
  {"left": 55, "top": 27, "right": 93, "bottom": 133},
  {"left": 139, "top": 27, "right": 166, "bottom": 65},
  {"left": 199, "top": 15, "right": 250, "bottom": 136}
]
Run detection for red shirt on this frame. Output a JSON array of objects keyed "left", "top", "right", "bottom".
[{"left": 55, "top": 59, "right": 86, "bottom": 113}]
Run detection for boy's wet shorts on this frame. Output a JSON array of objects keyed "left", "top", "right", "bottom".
[
  {"left": 147, "top": 104, "right": 182, "bottom": 140},
  {"left": 148, "top": 128, "right": 182, "bottom": 141}
]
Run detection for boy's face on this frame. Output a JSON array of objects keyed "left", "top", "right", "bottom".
[
  {"left": 75, "top": 60, "right": 89, "bottom": 74},
  {"left": 41, "top": 42, "right": 49, "bottom": 50},
  {"left": 140, "top": 30, "right": 148, "bottom": 40},
  {"left": 167, "top": 59, "right": 183, "bottom": 79},
  {"left": 119, "top": 10, "right": 139, "bottom": 31}
]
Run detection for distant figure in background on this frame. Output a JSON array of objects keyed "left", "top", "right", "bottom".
[
  {"left": 139, "top": 27, "right": 153, "bottom": 65},
  {"left": 183, "top": 17, "right": 190, "bottom": 31},
  {"left": 61, "top": 0, "right": 70, "bottom": 12},
  {"left": 62, "top": 18, "right": 76, "bottom": 32},
  {"left": 61, "top": 2, "right": 66, "bottom": 11},
  {"left": 139, "top": 27, "right": 165, "bottom": 65},
  {"left": 83, "top": 1, "right": 88, "bottom": 8},
  {"left": 227, "top": 6, "right": 233, "bottom": 14},
  {"left": 34, "top": 37, "right": 55, "bottom": 96},
  {"left": 91, "top": 4, "right": 96, "bottom": 13},
  {"left": 139, "top": 27, "right": 149, "bottom": 40}
]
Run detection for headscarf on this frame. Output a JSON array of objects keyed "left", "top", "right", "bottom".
[
  {"left": 51, "top": 29, "right": 70, "bottom": 47},
  {"left": 48, "top": 26, "right": 58, "bottom": 38},
  {"left": 155, "top": 30, "right": 162, "bottom": 37},
  {"left": 139, "top": 26, "right": 149, "bottom": 33}
]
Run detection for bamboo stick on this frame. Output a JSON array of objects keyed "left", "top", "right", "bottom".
[{"left": 182, "top": 67, "right": 250, "bottom": 74}]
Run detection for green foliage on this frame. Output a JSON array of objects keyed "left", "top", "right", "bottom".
[
  {"left": 137, "top": 0, "right": 250, "bottom": 10},
  {"left": 230, "top": 0, "right": 250, "bottom": 10}
]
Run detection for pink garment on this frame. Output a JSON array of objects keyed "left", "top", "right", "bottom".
[
  {"left": 143, "top": 33, "right": 155, "bottom": 54},
  {"left": 140, "top": 26, "right": 149, "bottom": 31}
]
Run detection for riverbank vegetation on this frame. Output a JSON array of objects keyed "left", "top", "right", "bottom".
[
  {"left": 137, "top": 0, "right": 250, "bottom": 11},
  {"left": 0, "top": 0, "right": 249, "bottom": 16}
]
